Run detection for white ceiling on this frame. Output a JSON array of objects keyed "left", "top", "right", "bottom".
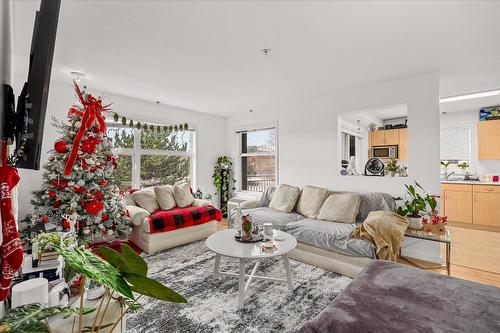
[{"left": 12, "top": 0, "right": 500, "bottom": 117}]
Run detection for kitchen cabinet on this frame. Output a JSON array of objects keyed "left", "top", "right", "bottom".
[
  {"left": 441, "top": 183, "right": 500, "bottom": 227},
  {"left": 478, "top": 120, "right": 500, "bottom": 159},
  {"left": 384, "top": 129, "right": 400, "bottom": 145},
  {"left": 398, "top": 128, "right": 408, "bottom": 160},
  {"left": 441, "top": 184, "right": 473, "bottom": 224},
  {"left": 369, "top": 131, "right": 385, "bottom": 146},
  {"left": 473, "top": 185, "right": 500, "bottom": 227}
]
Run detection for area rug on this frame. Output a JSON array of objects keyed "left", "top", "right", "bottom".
[{"left": 126, "top": 240, "right": 352, "bottom": 333}]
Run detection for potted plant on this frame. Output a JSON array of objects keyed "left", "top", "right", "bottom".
[
  {"left": 385, "top": 158, "right": 401, "bottom": 177},
  {"left": 212, "top": 156, "right": 236, "bottom": 217},
  {"left": 395, "top": 181, "right": 437, "bottom": 229},
  {"left": 0, "top": 232, "right": 186, "bottom": 333}
]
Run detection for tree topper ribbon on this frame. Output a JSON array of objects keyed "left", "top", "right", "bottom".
[{"left": 63, "top": 81, "right": 110, "bottom": 176}]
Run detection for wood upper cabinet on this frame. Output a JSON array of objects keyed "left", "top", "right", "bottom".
[
  {"left": 398, "top": 128, "right": 408, "bottom": 160},
  {"left": 441, "top": 184, "right": 473, "bottom": 224},
  {"left": 369, "top": 131, "right": 385, "bottom": 146},
  {"left": 478, "top": 120, "right": 500, "bottom": 159},
  {"left": 384, "top": 129, "right": 399, "bottom": 145}
]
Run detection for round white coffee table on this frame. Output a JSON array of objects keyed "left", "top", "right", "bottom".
[{"left": 206, "top": 229, "right": 297, "bottom": 309}]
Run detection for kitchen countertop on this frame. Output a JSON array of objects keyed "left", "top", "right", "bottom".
[{"left": 441, "top": 180, "right": 500, "bottom": 186}]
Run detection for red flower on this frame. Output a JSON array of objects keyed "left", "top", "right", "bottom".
[
  {"left": 73, "top": 186, "right": 86, "bottom": 193},
  {"left": 48, "top": 191, "right": 56, "bottom": 198},
  {"left": 41, "top": 216, "right": 49, "bottom": 223},
  {"left": 81, "top": 138, "right": 98, "bottom": 154},
  {"left": 84, "top": 200, "right": 104, "bottom": 216},
  {"left": 99, "top": 179, "right": 108, "bottom": 186},
  {"left": 93, "top": 191, "right": 104, "bottom": 200},
  {"left": 53, "top": 200, "right": 62, "bottom": 208},
  {"left": 63, "top": 219, "right": 70, "bottom": 229},
  {"left": 101, "top": 213, "right": 108, "bottom": 221}
]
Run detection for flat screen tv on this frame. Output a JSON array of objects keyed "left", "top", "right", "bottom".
[{"left": 12, "top": 0, "right": 60, "bottom": 169}]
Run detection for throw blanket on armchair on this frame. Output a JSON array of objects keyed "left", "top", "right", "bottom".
[{"left": 351, "top": 211, "right": 408, "bottom": 261}]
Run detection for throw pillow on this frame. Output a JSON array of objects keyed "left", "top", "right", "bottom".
[
  {"left": 123, "top": 191, "right": 136, "bottom": 206},
  {"left": 154, "top": 185, "right": 176, "bottom": 210},
  {"left": 295, "top": 185, "right": 330, "bottom": 218},
  {"left": 268, "top": 184, "right": 301, "bottom": 213},
  {"left": 317, "top": 193, "right": 361, "bottom": 223},
  {"left": 131, "top": 187, "right": 159, "bottom": 213},
  {"left": 174, "top": 183, "right": 195, "bottom": 208}
]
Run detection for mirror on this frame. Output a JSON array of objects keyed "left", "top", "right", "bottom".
[{"left": 338, "top": 104, "right": 408, "bottom": 177}]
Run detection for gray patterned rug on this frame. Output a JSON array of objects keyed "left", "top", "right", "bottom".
[{"left": 126, "top": 240, "right": 352, "bottom": 333}]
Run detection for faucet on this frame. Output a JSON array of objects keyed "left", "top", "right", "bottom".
[{"left": 444, "top": 171, "right": 455, "bottom": 180}]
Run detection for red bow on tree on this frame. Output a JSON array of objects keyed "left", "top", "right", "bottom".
[{"left": 63, "top": 81, "right": 110, "bottom": 176}]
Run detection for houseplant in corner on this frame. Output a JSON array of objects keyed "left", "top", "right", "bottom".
[
  {"left": 395, "top": 181, "right": 437, "bottom": 229},
  {"left": 212, "top": 156, "right": 236, "bottom": 217}
]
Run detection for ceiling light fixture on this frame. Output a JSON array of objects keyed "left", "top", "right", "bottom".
[
  {"left": 262, "top": 48, "right": 271, "bottom": 55},
  {"left": 70, "top": 71, "right": 86, "bottom": 83},
  {"left": 440, "top": 89, "right": 500, "bottom": 103}
]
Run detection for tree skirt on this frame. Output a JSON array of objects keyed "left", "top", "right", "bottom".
[{"left": 126, "top": 241, "right": 352, "bottom": 333}]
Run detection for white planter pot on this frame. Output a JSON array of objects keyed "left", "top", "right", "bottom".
[
  {"left": 407, "top": 216, "right": 423, "bottom": 230},
  {"left": 388, "top": 171, "right": 396, "bottom": 177}
]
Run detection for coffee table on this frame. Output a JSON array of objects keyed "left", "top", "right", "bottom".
[{"left": 205, "top": 229, "right": 297, "bottom": 309}]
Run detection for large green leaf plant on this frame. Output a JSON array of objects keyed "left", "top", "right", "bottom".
[
  {"left": 0, "top": 234, "right": 186, "bottom": 333},
  {"left": 394, "top": 181, "right": 438, "bottom": 218}
]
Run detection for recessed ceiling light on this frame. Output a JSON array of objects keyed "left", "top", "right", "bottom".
[
  {"left": 262, "top": 48, "right": 271, "bottom": 55},
  {"left": 440, "top": 89, "right": 500, "bottom": 103},
  {"left": 70, "top": 71, "right": 85, "bottom": 83},
  {"left": 249, "top": 109, "right": 254, "bottom": 113}
]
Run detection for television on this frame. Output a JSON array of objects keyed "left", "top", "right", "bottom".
[{"left": 9, "top": 0, "right": 60, "bottom": 170}]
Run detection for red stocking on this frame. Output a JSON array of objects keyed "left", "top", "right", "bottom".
[{"left": 0, "top": 165, "right": 22, "bottom": 301}]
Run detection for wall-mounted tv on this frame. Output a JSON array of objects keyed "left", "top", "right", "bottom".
[{"left": 10, "top": 0, "right": 60, "bottom": 170}]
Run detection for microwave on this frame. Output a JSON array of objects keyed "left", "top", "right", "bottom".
[{"left": 371, "top": 145, "right": 398, "bottom": 159}]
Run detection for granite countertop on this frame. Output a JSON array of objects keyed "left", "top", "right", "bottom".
[{"left": 440, "top": 180, "right": 500, "bottom": 186}]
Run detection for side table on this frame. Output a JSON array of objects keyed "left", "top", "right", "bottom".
[{"left": 400, "top": 228, "right": 452, "bottom": 275}]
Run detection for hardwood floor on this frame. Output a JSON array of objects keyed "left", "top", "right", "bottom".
[{"left": 217, "top": 220, "right": 500, "bottom": 287}]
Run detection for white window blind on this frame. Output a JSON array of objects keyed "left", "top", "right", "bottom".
[{"left": 440, "top": 126, "right": 471, "bottom": 160}]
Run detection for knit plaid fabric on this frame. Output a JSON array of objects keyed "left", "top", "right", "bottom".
[{"left": 148, "top": 205, "right": 222, "bottom": 234}]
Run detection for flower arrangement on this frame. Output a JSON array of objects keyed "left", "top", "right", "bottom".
[{"left": 422, "top": 211, "right": 448, "bottom": 235}]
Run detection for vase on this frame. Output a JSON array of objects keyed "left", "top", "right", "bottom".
[
  {"left": 388, "top": 171, "right": 396, "bottom": 177},
  {"left": 407, "top": 216, "right": 423, "bottom": 230}
]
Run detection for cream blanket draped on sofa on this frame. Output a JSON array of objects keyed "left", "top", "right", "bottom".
[{"left": 351, "top": 211, "right": 408, "bottom": 261}]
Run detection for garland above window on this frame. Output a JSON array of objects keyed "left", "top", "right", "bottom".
[{"left": 110, "top": 112, "right": 189, "bottom": 133}]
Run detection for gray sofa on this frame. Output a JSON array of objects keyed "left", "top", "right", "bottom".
[{"left": 229, "top": 186, "right": 396, "bottom": 278}]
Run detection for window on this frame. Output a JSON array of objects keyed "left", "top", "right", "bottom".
[
  {"left": 237, "top": 127, "right": 277, "bottom": 192},
  {"left": 107, "top": 125, "right": 195, "bottom": 191}
]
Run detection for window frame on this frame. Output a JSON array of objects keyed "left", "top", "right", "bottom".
[
  {"left": 234, "top": 122, "right": 279, "bottom": 194},
  {"left": 107, "top": 123, "right": 196, "bottom": 190}
]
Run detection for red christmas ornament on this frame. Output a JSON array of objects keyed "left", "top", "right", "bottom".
[
  {"left": 41, "top": 216, "right": 49, "bottom": 223},
  {"left": 54, "top": 140, "right": 69, "bottom": 153},
  {"left": 53, "top": 200, "right": 62, "bottom": 208},
  {"left": 63, "top": 219, "right": 70, "bottom": 229},
  {"left": 59, "top": 181, "right": 69, "bottom": 189},
  {"left": 101, "top": 213, "right": 108, "bottom": 221},
  {"left": 48, "top": 191, "right": 56, "bottom": 198},
  {"left": 73, "top": 186, "right": 86, "bottom": 193},
  {"left": 50, "top": 180, "right": 58, "bottom": 187},
  {"left": 99, "top": 179, "right": 108, "bottom": 186},
  {"left": 84, "top": 200, "right": 104, "bottom": 216}
]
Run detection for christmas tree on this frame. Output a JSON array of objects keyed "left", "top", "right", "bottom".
[{"left": 25, "top": 82, "right": 131, "bottom": 242}]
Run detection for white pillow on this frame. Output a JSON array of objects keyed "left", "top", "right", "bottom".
[
  {"left": 126, "top": 205, "right": 151, "bottom": 226},
  {"left": 174, "top": 183, "right": 195, "bottom": 208},
  {"left": 268, "top": 184, "right": 301, "bottom": 213},
  {"left": 295, "top": 185, "right": 330, "bottom": 218},
  {"left": 154, "top": 185, "right": 176, "bottom": 210},
  {"left": 123, "top": 191, "right": 136, "bottom": 206},
  {"left": 317, "top": 193, "right": 361, "bottom": 223},
  {"left": 131, "top": 187, "right": 159, "bottom": 213}
]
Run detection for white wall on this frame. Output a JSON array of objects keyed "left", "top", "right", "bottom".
[
  {"left": 225, "top": 74, "right": 441, "bottom": 262},
  {"left": 441, "top": 109, "right": 500, "bottom": 175},
  {"left": 14, "top": 79, "right": 226, "bottom": 219}
]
